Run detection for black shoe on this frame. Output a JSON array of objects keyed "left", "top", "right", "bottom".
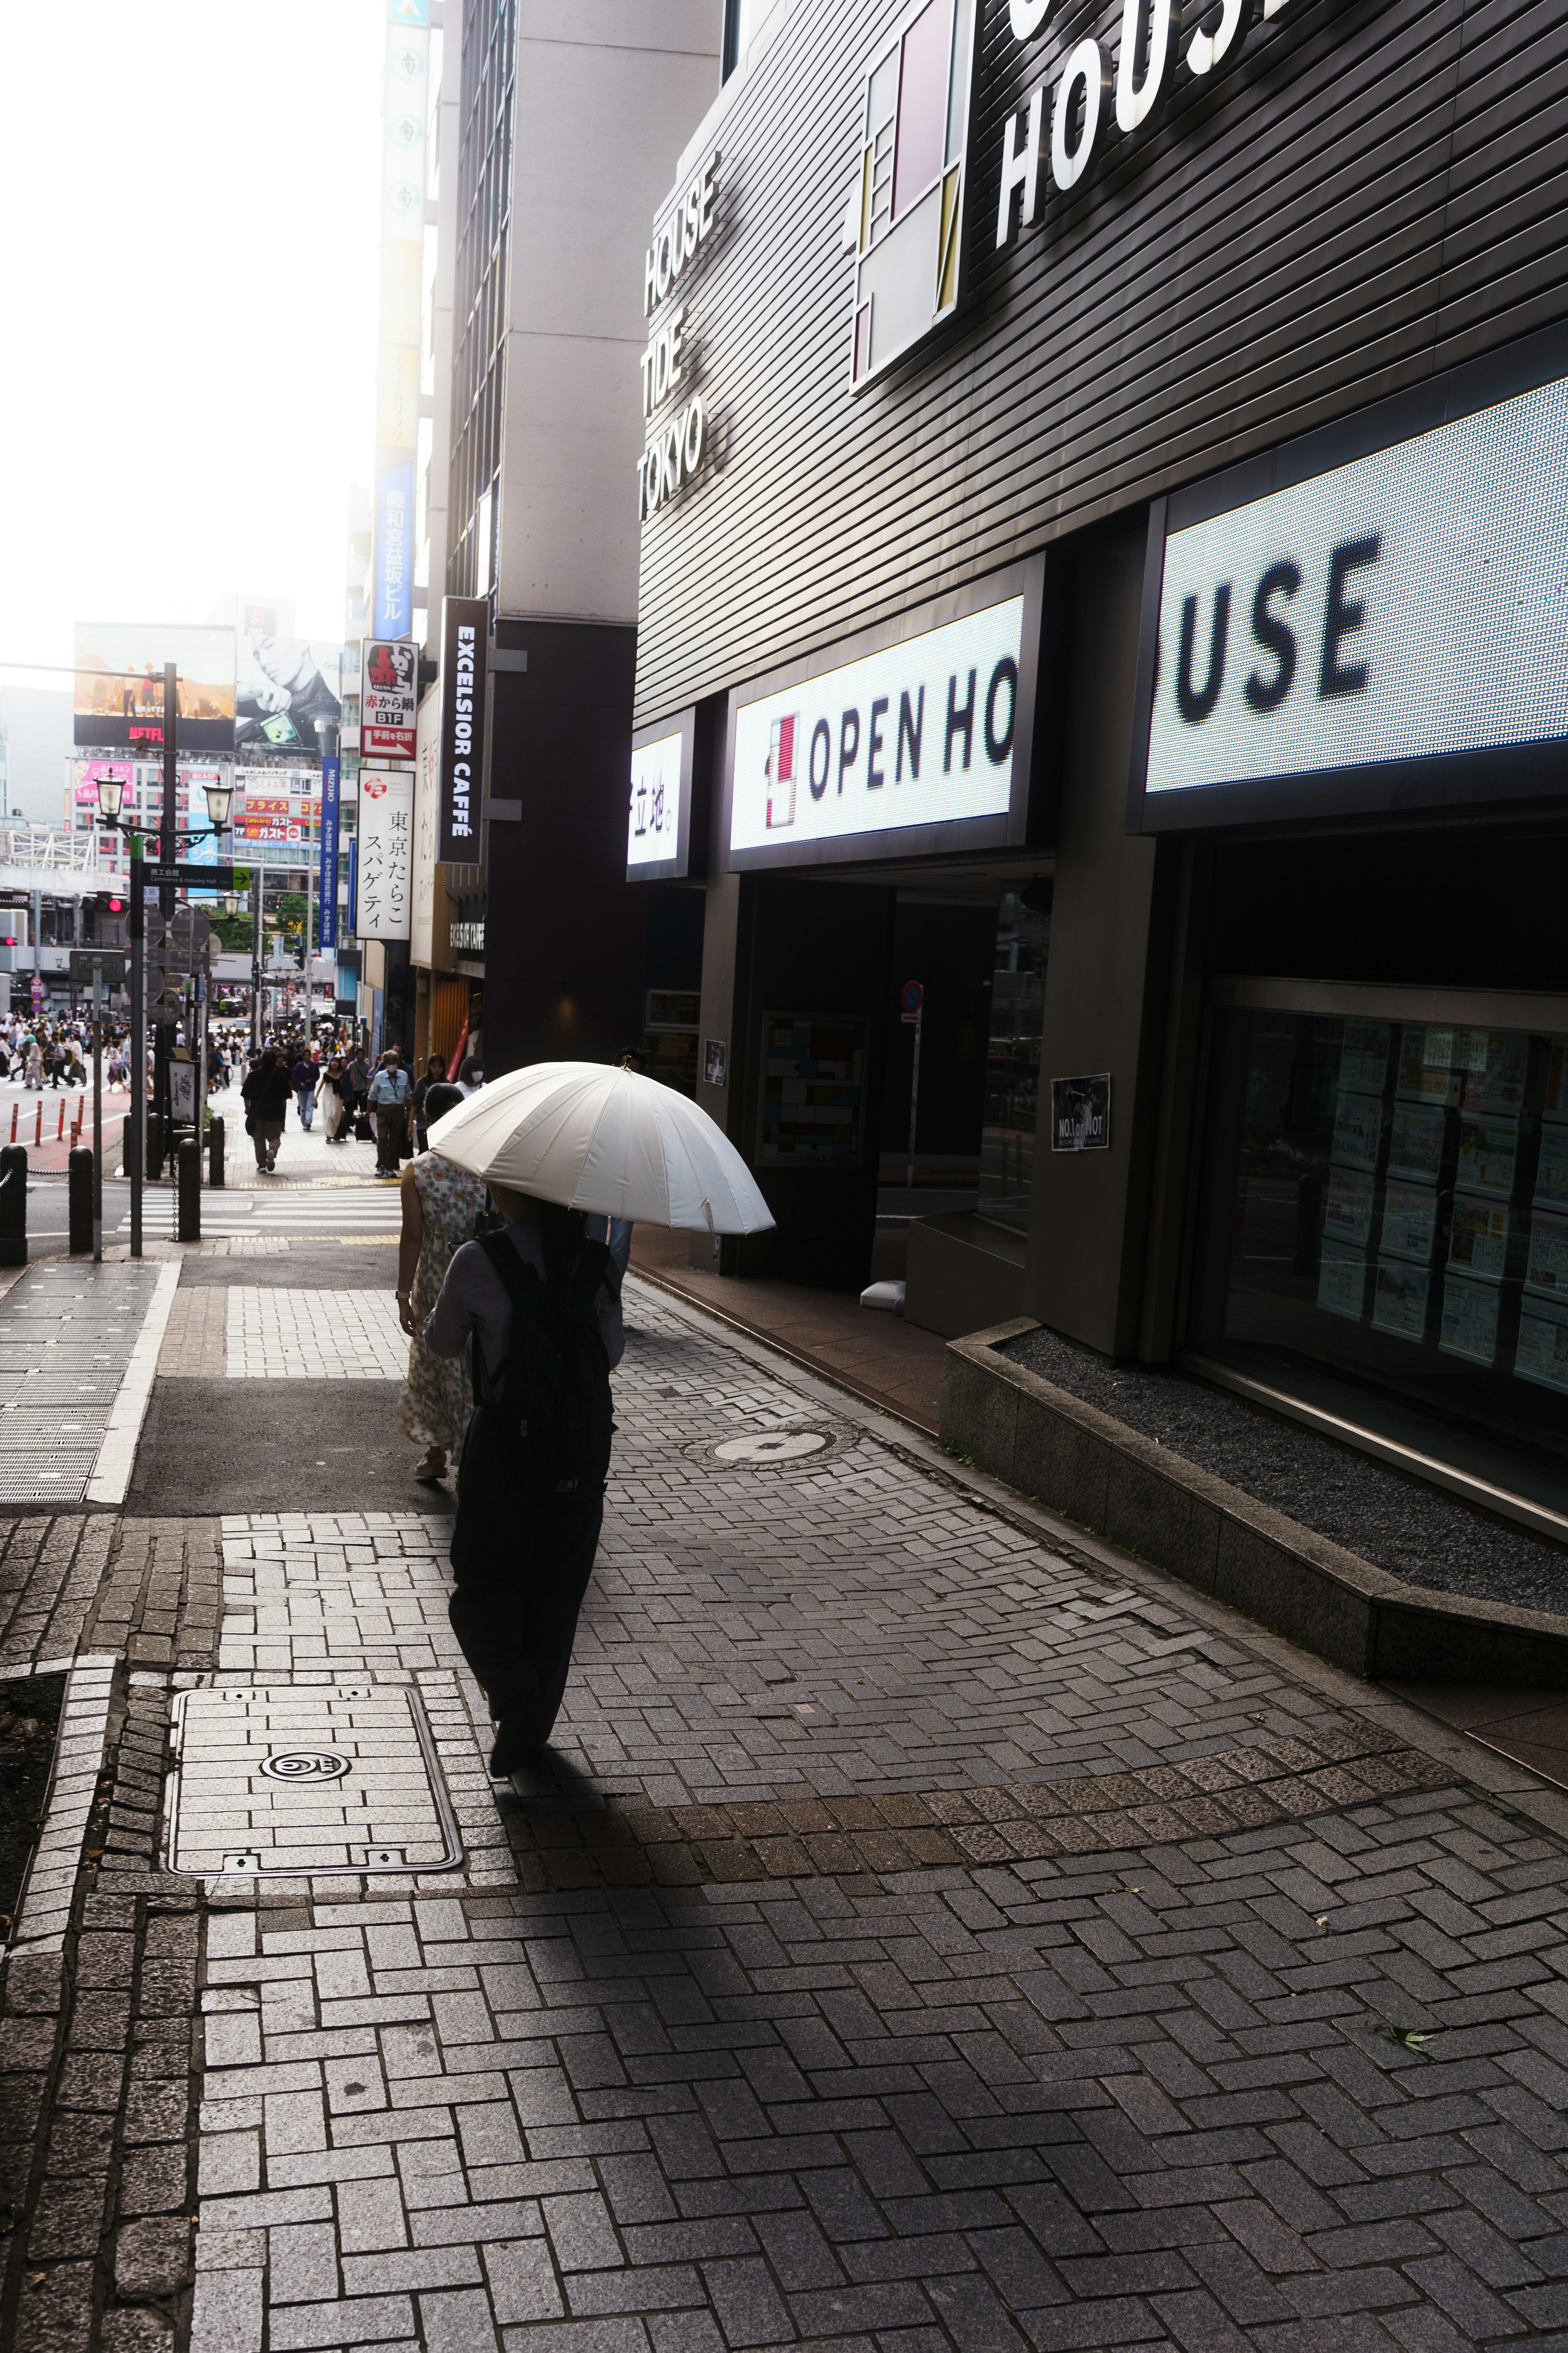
[{"left": 488, "top": 1706, "right": 542, "bottom": 1777}]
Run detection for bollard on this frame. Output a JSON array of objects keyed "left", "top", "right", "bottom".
[
  {"left": 176, "top": 1139, "right": 201, "bottom": 1243},
  {"left": 147, "top": 1110, "right": 164, "bottom": 1182},
  {"left": 208, "top": 1114, "right": 225, "bottom": 1191},
  {"left": 0, "top": 1146, "right": 26, "bottom": 1267},
  {"left": 68, "top": 1146, "right": 92, "bottom": 1256}
]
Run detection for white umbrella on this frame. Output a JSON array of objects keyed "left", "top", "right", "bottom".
[{"left": 425, "top": 1062, "right": 775, "bottom": 1234}]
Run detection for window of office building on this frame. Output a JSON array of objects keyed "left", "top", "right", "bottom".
[
  {"left": 978, "top": 886, "right": 1049, "bottom": 1236},
  {"left": 1192, "top": 995, "right": 1568, "bottom": 1513},
  {"left": 448, "top": 0, "right": 513, "bottom": 600}
]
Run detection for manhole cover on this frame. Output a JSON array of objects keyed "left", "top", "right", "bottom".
[
  {"left": 685, "top": 1420, "right": 857, "bottom": 1471},
  {"left": 714, "top": 1430, "right": 830, "bottom": 1463},
  {"left": 257, "top": 1749, "right": 351, "bottom": 1783},
  {"left": 166, "top": 1685, "right": 462, "bottom": 1877}
]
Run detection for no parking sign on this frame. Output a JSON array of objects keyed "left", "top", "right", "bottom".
[{"left": 900, "top": 979, "right": 923, "bottom": 1024}]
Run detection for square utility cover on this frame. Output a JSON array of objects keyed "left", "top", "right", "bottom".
[{"left": 166, "top": 1684, "right": 463, "bottom": 1876}]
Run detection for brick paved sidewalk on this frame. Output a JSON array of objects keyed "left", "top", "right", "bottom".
[{"left": 7, "top": 1274, "right": 1568, "bottom": 2350}]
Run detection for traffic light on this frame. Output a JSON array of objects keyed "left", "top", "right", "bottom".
[{"left": 83, "top": 892, "right": 127, "bottom": 947}]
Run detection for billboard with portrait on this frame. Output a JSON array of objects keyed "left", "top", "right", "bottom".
[
  {"left": 236, "top": 633, "right": 341, "bottom": 752},
  {"left": 75, "top": 623, "right": 236, "bottom": 752}
]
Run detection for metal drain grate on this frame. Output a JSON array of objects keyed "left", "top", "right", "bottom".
[
  {"left": 0, "top": 1413, "right": 113, "bottom": 1449},
  {"left": 165, "top": 1685, "right": 464, "bottom": 1877},
  {"left": 0, "top": 1459, "right": 96, "bottom": 1501}
]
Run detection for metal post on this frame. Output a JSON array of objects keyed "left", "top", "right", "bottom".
[
  {"left": 129, "top": 836, "right": 144, "bottom": 1260},
  {"left": 196, "top": 956, "right": 207, "bottom": 1186},
  {"left": 251, "top": 865, "right": 263, "bottom": 1052},
  {"left": 906, "top": 1003, "right": 923, "bottom": 1191},
  {"left": 91, "top": 957, "right": 102, "bottom": 1263}
]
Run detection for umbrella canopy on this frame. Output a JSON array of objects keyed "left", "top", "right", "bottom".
[{"left": 425, "top": 1062, "right": 775, "bottom": 1234}]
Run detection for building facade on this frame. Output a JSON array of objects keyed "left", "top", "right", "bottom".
[
  {"left": 630, "top": 0, "right": 1568, "bottom": 1519},
  {"left": 405, "top": 0, "right": 723, "bottom": 1082}
]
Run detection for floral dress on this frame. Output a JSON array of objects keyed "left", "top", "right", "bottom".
[{"left": 397, "top": 1151, "right": 490, "bottom": 1452}]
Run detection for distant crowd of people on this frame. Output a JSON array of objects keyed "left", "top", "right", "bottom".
[{"left": 234, "top": 1036, "right": 484, "bottom": 1176}]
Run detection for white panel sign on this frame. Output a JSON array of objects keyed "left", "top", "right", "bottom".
[
  {"left": 410, "top": 696, "right": 440, "bottom": 968},
  {"left": 355, "top": 769, "right": 414, "bottom": 942},
  {"left": 628, "top": 730, "right": 683, "bottom": 870},
  {"left": 1147, "top": 372, "right": 1568, "bottom": 797},
  {"left": 731, "top": 597, "right": 1023, "bottom": 856}
]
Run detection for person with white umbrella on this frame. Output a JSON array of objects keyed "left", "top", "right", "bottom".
[{"left": 422, "top": 1061, "right": 773, "bottom": 1781}]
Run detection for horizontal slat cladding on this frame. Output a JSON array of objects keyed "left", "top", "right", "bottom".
[{"left": 632, "top": 0, "right": 1568, "bottom": 728}]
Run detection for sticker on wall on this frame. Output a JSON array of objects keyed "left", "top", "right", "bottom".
[{"left": 1050, "top": 1073, "right": 1110, "bottom": 1151}]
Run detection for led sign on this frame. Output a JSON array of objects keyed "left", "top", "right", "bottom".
[
  {"left": 1129, "top": 341, "right": 1568, "bottom": 825},
  {"left": 728, "top": 581, "right": 1036, "bottom": 870}
]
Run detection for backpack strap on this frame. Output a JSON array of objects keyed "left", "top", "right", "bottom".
[{"left": 478, "top": 1229, "right": 541, "bottom": 1316}]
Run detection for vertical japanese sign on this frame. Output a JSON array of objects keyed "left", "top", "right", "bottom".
[
  {"left": 355, "top": 771, "right": 414, "bottom": 941},
  {"left": 372, "top": 0, "right": 428, "bottom": 638},
  {"left": 411, "top": 695, "right": 440, "bottom": 966},
  {"left": 362, "top": 639, "right": 418, "bottom": 756},
  {"left": 437, "top": 596, "right": 488, "bottom": 863},
  {"left": 318, "top": 755, "right": 340, "bottom": 952}
]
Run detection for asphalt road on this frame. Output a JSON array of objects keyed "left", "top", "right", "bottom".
[{"left": 128, "top": 1376, "right": 454, "bottom": 1518}]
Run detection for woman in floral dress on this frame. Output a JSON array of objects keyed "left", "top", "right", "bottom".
[{"left": 396, "top": 1084, "right": 489, "bottom": 1484}]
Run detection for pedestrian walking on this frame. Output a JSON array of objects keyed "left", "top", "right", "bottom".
[
  {"left": 315, "top": 1055, "right": 351, "bottom": 1142},
  {"left": 347, "top": 1047, "right": 370, "bottom": 1137},
  {"left": 456, "top": 1056, "right": 484, "bottom": 1098},
  {"left": 395, "top": 1083, "right": 487, "bottom": 1486},
  {"left": 423, "top": 1184, "right": 623, "bottom": 1774},
  {"left": 368, "top": 1050, "right": 412, "bottom": 1176},
  {"left": 412, "top": 1054, "right": 447, "bottom": 1153},
  {"left": 243, "top": 1046, "right": 290, "bottom": 1173},
  {"left": 291, "top": 1046, "right": 316, "bottom": 1132}
]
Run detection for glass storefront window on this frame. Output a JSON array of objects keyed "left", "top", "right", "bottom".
[
  {"left": 1193, "top": 1001, "right": 1568, "bottom": 1509},
  {"left": 978, "top": 886, "right": 1050, "bottom": 1235}
]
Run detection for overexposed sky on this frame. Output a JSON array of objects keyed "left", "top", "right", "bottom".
[{"left": 0, "top": 0, "right": 383, "bottom": 677}]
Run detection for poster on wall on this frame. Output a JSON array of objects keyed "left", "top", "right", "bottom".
[
  {"left": 236, "top": 633, "right": 341, "bottom": 751},
  {"left": 355, "top": 769, "right": 414, "bottom": 941},
  {"left": 1050, "top": 1074, "right": 1111, "bottom": 1152}
]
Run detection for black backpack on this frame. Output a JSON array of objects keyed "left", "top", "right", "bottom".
[{"left": 460, "top": 1221, "right": 615, "bottom": 1523}]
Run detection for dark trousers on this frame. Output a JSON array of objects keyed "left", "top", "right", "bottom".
[
  {"left": 374, "top": 1103, "right": 407, "bottom": 1167},
  {"left": 448, "top": 1489, "right": 603, "bottom": 1747}
]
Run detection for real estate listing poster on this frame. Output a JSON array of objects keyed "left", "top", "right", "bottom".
[
  {"left": 1535, "top": 1125, "right": 1568, "bottom": 1211},
  {"left": 1448, "top": 1196, "right": 1511, "bottom": 1281},
  {"left": 1331, "top": 1094, "right": 1385, "bottom": 1174},
  {"left": 1516, "top": 1294, "right": 1568, "bottom": 1394},
  {"left": 1372, "top": 1259, "right": 1432, "bottom": 1341},
  {"left": 1338, "top": 1021, "right": 1391, "bottom": 1098},
  {"left": 1380, "top": 1186, "right": 1441, "bottom": 1265},
  {"left": 1525, "top": 1208, "right": 1568, "bottom": 1300},
  {"left": 1317, "top": 1247, "right": 1368, "bottom": 1322},
  {"left": 1439, "top": 1272, "right": 1502, "bottom": 1367},
  {"left": 1395, "top": 1027, "right": 1461, "bottom": 1106},
  {"left": 1323, "top": 1170, "right": 1376, "bottom": 1251},
  {"left": 1456, "top": 1115, "right": 1520, "bottom": 1199},
  {"left": 1387, "top": 1103, "right": 1447, "bottom": 1185}
]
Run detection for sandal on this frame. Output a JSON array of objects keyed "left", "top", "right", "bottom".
[{"left": 413, "top": 1450, "right": 447, "bottom": 1485}]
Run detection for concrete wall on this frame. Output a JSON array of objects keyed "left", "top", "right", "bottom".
[{"left": 498, "top": 2, "right": 722, "bottom": 627}]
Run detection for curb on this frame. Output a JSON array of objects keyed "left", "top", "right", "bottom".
[{"left": 941, "top": 1319, "right": 1568, "bottom": 1689}]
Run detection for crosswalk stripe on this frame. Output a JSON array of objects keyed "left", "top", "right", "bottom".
[{"left": 116, "top": 1187, "right": 403, "bottom": 1235}]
